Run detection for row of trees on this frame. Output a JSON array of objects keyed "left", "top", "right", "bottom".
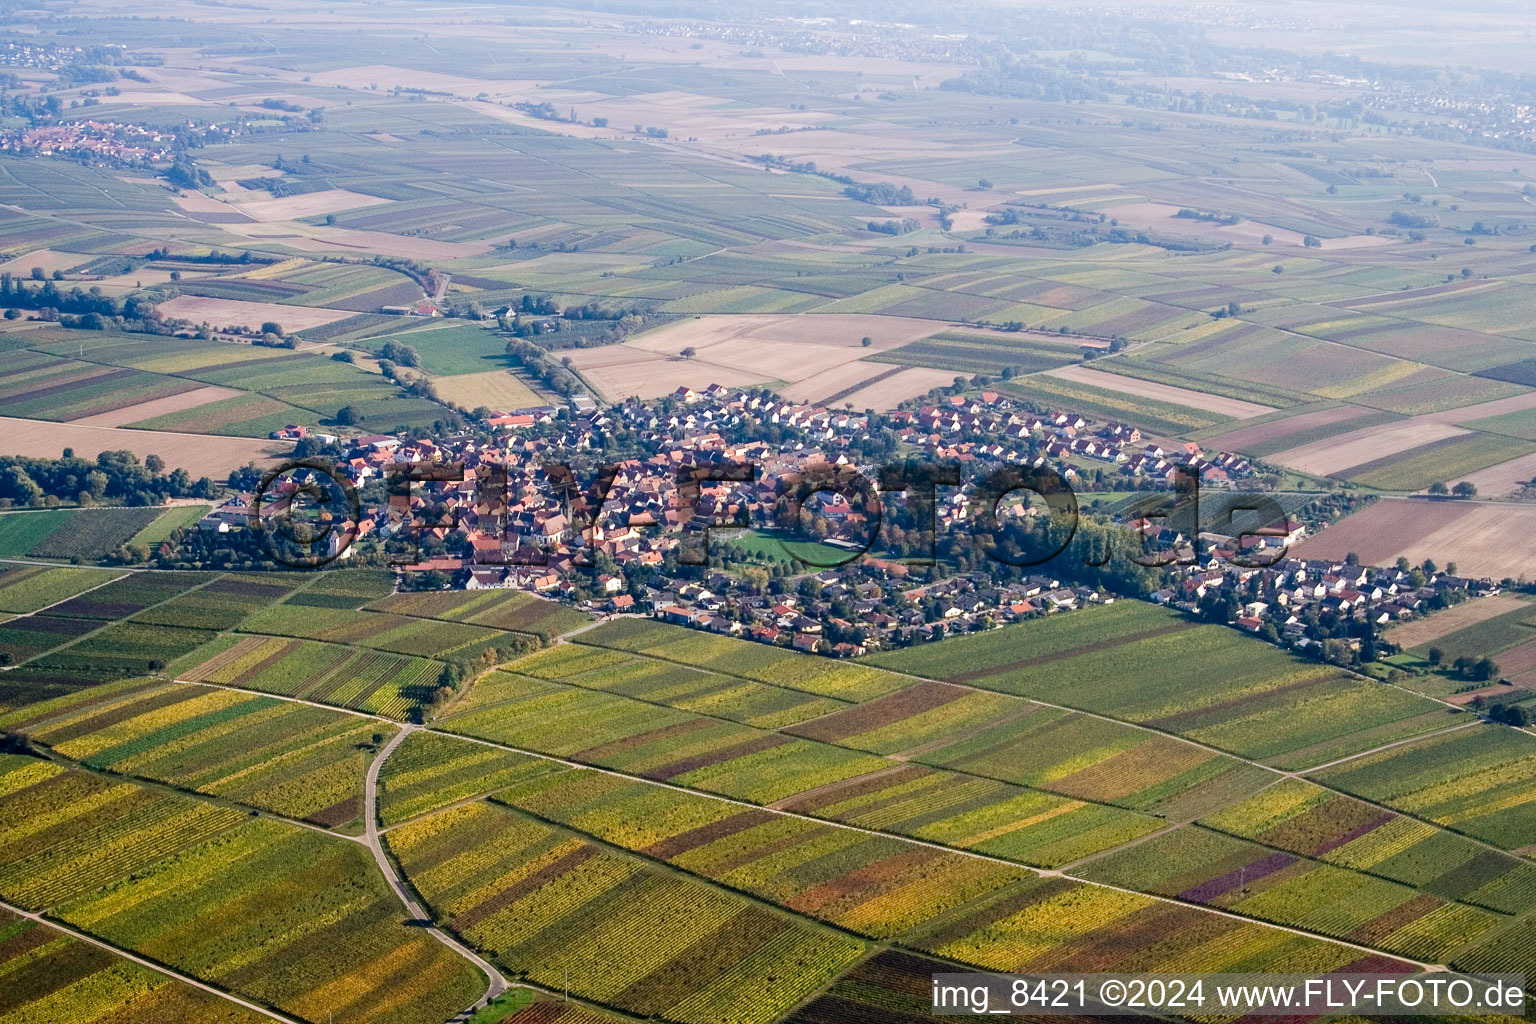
[{"left": 0, "top": 450, "right": 217, "bottom": 508}]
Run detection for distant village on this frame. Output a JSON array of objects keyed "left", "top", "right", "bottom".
[{"left": 0, "top": 120, "right": 177, "bottom": 163}]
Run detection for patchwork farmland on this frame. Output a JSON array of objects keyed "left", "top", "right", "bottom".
[{"left": 4, "top": 0, "right": 1536, "bottom": 1017}]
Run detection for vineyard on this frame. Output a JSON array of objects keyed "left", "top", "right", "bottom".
[
  {"left": 1198, "top": 778, "right": 1536, "bottom": 914},
  {"left": 47, "top": 571, "right": 219, "bottom": 621},
  {"left": 439, "top": 671, "right": 891, "bottom": 804},
  {"left": 914, "top": 874, "right": 1397, "bottom": 975},
  {"left": 129, "top": 574, "right": 299, "bottom": 631},
  {"left": 578, "top": 619, "right": 914, "bottom": 701},
  {"left": 492, "top": 768, "right": 1032, "bottom": 939},
  {"left": 774, "top": 762, "right": 1166, "bottom": 868},
  {"left": 0, "top": 908, "right": 270, "bottom": 1024},
  {"left": 1081, "top": 826, "right": 1502, "bottom": 962},
  {"left": 386, "top": 801, "right": 868, "bottom": 1024},
  {"left": 177, "top": 633, "right": 443, "bottom": 719},
  {"left": 2, "top": 574, "right": 1535, "bottom": 1018},
  {"left": 0, "top": 565, "right": 126, "bottom": 614},
  {"left": 0, "top": 681, "right": 389, "bottom": 828},
  {"left": 870, "top": 606, "right": 1459, "bottom": 769},
  {"left": 911, "top": 704, "right": 1276, "bottom": 819},
  {"left": 499, "top": 644, "right": 850, "bottom": 728},
  {"left": 378, "top": 730, "right": 559, "bottom": 825},
  {"left": 0, "top": 755, "right": 483, "bottom": 1023},
  {"left": 238, "top": 602, "right": 538, "bottom": 662},
  {"left": 1312, "top": 724, "right": 1536, "bottom": 850},
  {"left": 0, "top": 507, "right": 168, "bottom": 561},
  {"left": 366, "top": 588, "right": 592, "bottom": 641}
]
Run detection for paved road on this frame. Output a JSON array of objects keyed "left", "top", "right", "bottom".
[
  {"left": 0, "top": 896, "right": 302, "bottom": 1024},
  {"left": 364, "top": 724, "right": 511, "bottom": 1014}
]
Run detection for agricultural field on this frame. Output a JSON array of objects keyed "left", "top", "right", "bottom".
[
  {"left": 566, "top": 314, "right": 957, "bottom": 406},
  {"left": 495, "top": 644, "right": 849, "bottom": 728},
  {"left": 365, "top": 588, "right": 591, "bottom": 641},
  {"left": 4, "top": 329, "right": 448, "bottom": 437},
  {"left": 998, "top": 372, "right": 1233, "bottom": 436},
  {"left": 577, "top": 618, "right": 914, "bottom": 701},
  {"left": 47, "top": 571, "right": 218, "bottom": 621},
  {"left": 0, "top": 754, "right": 485, "bottom": 1023},
  {"left": 176, "top": 633, "right": 443, "bottom": 719},
  {"left": 439, "top": 671, "right": 891, "bottom": 804},
  {"left": 432, "top": 369, "right": 543, "bottom": 412},
  {"left": 0, "top": 907, "right": 271, "bottom": 1024},
  {"left": 1080, "top": 826, "right": 1501, "bottom": 962},
  {"left": 286, "top": 568, "right": 397, "bottom": 608},
  {"left": 236, "top": 602, "right": 534, "bottom": 662},
  {"left": 1198, "top": 778, "right": 1536, "bottom": 915},
  {"left": 376, "top": 730, "right": 559, "bottom": 825},
  {"left": 1294, "top": 498, "right": 1536, "bottom": 581},
  {"left": 0, "top": 680, "right": 390, "bottom": 829},
  {"left": 0, "top": 417, "right": 286, "bottom": 478},
  {"left": 1311, "top": 724, "right": 1536, "bottom": 852},
  {"left": 906, "top": 703, "right": 1276, "bottom": 819},
  {"left": 0, "top": 614, "right": 103, "bottom": 666},
  {"left": 868, "top": 603, "right": 1459, "bottom": 770},
  {"left": 6, "top": 0, "right": 1536, "bottom": 1011},
  {"left": 0, "top": 507, "right": 185, "bottom": 561},
  {"left": 33, "top": 621, "right": 217, "bottom": 678},
  {"left": 354, "top": 323, "right": 512, "bottom": 377},
  {"left": 387, "top": 800, "right": 868, "bottom": 1024},
  {"left": 1385, "top": 594, "right": 1533, "bottom": 653},
  {"left": 870, "top": 330, "right": 1085, "bottom": 376},
  {"left": 491, "top": 767, "right": 1033, "bottom": 939},
  {"left": 911, "top": 871, "right": 1398, "bottom": 975},
  {"left": 775, "top": 761, "right": 1166, "bottom": 867},
  {"left": 0, "top": 564, "right": 126, "bottom": 613},
  {"left": 130, "top": 573, "right": 298, "bottom": 630}
]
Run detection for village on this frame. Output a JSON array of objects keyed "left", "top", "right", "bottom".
[{"left": 197, "top": 377, "right": 1493, "bottom": 668}]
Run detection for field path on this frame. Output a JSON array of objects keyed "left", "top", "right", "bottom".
[
  {"left": 0, "top": 896, "right": 305, "bottom": 1024},
  {"left": 1295, "top": 719, "right": 1484, "bottom": 775},
  {"left": 364, "top": 723, "right": 511, "bottom": 1016}
]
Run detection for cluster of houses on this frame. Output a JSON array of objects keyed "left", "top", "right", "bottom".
[
  {"left": 1, "top": 120, "right": 177, "bottom": 163},
  {"left": 1154, "top": 551, "right": 1494, "bottom": 655},
  {"left": 650, "top": 567, "right": 1109, "bottom": 656},
  {"left": 883, "top": 391, "right": 1256, "bottom": 486}
]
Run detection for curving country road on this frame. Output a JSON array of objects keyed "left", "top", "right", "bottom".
[{"left": 364, "top": 723, "right": 511, "bottom": 1017}]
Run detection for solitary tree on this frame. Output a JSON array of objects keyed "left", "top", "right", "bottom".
[
  {"left": 1452, "top": 481, "right": 1478, "bottom": 498},
  {"left": 679, "top": 346, "right": 697, "bottom": 359},
  {"left": 1427, "top": 481, "right": 1449, "bottom": 495},
  {"left": 1426, "top": 646, "right": 1443, "bottom": 666}
]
